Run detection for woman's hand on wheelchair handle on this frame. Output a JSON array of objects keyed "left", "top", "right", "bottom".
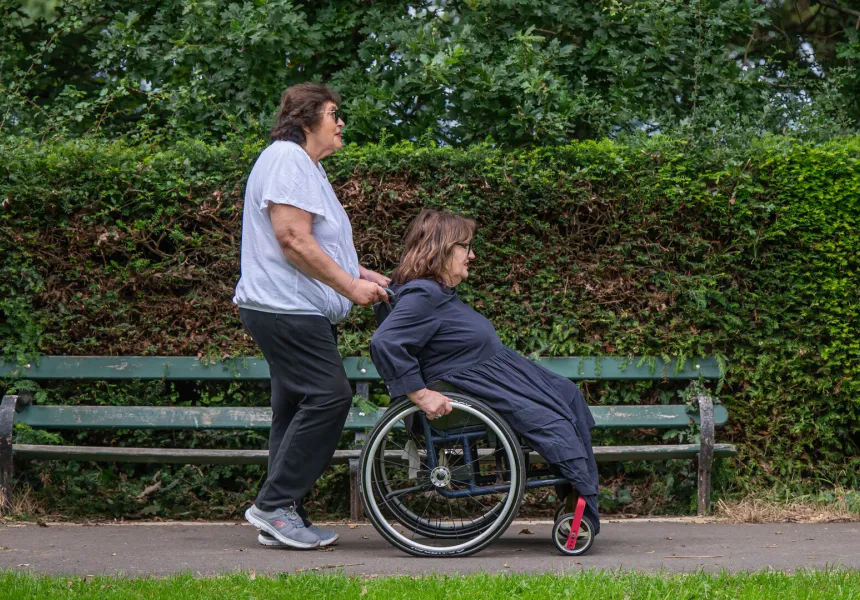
[{"left": 407, "top": 388, "right": 453, "bottom": 420}]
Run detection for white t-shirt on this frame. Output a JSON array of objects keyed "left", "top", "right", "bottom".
[{"left": 233, "top": 141, "right": 360, "bottom": 323}]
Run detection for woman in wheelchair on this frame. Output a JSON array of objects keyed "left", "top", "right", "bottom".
[{"left": 364, "top": 209, "right": 599, "bottom": 557}]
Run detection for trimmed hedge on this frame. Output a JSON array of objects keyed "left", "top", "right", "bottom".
[{"left": 1, "top": 136, "right": 858, "bottom": 516}]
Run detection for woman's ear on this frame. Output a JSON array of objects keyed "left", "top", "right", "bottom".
[{"left": 301, "top": 115, "right": 316, "bottom": 137}]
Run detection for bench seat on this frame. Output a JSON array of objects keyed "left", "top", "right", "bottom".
[{"left": 11, "top": 403, "right": 729, "bottom": 430}]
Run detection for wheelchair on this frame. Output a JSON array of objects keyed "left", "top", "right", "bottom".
[{"left": 358, "top": 381, "right": 596, "bottom": 558}]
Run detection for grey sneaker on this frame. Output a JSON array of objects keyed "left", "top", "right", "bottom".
[
  {"left": 244, "top": 505, "right": 320, "bottom": 549},
  {"left": 308, "top": 524, "right": 340, "bottom": 546},
  {"left": 258, "top": 525, "right": 339, "bottom": 548}
]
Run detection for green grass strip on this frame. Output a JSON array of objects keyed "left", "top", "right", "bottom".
[{"left": 2, "top": 569, "right": 859, "bottom": 599}]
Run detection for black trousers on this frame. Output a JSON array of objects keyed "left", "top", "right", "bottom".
[{"left": 239, "top": 309, "right": 353, "bottom": 513}]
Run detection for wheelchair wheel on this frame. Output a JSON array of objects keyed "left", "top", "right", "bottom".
[
  {"left": 552, "top": 512, "right": 595, "bottom": 556},
  {"left": 360, "top": 394, "right": 525, "bottom": 557}
]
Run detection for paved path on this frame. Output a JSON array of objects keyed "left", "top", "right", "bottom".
[{"left": 1, "top": 519, "right": 857, "bottom": 576}]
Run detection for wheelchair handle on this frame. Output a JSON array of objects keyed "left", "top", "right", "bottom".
[{"left": 381, "top": 287, "right": 397, "bottom": 307}]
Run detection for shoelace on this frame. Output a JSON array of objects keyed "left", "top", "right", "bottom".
[{"left": 284, "top": 508, "right": 304, "bottom": 528}]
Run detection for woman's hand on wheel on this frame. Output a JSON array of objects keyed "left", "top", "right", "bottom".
[{"left": 408, "top": 388, "right": 453, "bottom": 420}]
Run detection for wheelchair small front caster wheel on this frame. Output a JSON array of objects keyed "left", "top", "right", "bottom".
[{"left": 552, "top": 512, "right": 595, "bottom": 556}]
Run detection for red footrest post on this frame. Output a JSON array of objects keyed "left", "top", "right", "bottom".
[{"left": 565, "top": 496, "right": 586, "bottom": 550}]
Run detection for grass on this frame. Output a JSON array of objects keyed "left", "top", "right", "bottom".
[
  {"left": 2, "top": 569, "right": 859, "bottom": 599},
  {"left": 713, "top": 485, "right": 860, "bottom": 524}
]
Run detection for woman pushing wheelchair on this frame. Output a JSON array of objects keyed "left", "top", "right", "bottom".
[{"left": 365, "top": 209, "right": 600, "bottom": 557}]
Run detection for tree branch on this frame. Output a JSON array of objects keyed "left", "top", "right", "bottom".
[
  {"left": 817, "top": 0, "right": 860, "bottom": 27},
  {"left": 743, "top": 28, "right": 757, "bottom": 67}
]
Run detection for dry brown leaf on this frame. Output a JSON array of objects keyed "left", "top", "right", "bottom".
[
  {"left": 518, "top": 528, "right": 534, "bottom": 535},
  {"left": 310, "top": 563, "right": 365, "bottom": 571},
  {"left": 137, "top": 480, "right": 162, "bottom": 500}
]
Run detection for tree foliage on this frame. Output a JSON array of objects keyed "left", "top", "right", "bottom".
[{"left": 1, "top": 0, "right": 858, "bottom": 145}]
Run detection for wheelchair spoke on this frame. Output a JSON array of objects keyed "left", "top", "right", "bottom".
[
  {"left": 384, "top": 483, "right": 434, "bottom": 500},
  {"left": 376, "top": 436, "right": 432, "bottom": 472},
  {"left": 412, "top": 488, "right": 437, "bottom": 542},
  {"left": 444, "top": 493, "right": 464, "bottom": 540}
]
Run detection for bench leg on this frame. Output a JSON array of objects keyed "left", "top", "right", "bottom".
[
  {"left": 348, "top": 382, "right": 370, "bottom": 522},
  {"left": 0, "top": 395, "right": 17, "bottom": 514},
  {"left": 696, "top": 393, "right": 715, "bottom": 516},
  {"left": 349, "top": 458, "right": 364, "bottom": 522}
]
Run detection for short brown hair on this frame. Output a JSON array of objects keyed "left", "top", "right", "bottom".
[
  {"left": 271, "top": 83, "right": 342, "bottom": 145},
  {"left": 392, "top": 209, "right": 476, "bottom": 285}
]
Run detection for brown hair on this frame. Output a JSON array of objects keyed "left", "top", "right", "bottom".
[
  {"left": 270, "top": 83, "right": 342, "bottom": 145},
  {"left": 391, "top": 209, "right": 476, "bottom": 285}
]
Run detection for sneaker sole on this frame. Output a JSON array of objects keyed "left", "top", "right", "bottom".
[
  {"left": 258, "top": 532, "right": 339, "bottom": 548},
  {"left": 244, "top": 508, "right": 320, "bottom": 549},
  {"left": 257, "top": 533, "right": 287, "bottom": 547}
]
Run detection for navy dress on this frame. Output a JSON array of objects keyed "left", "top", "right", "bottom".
[{"left": 370, "top": 278, "right": 600, "bottom": 532}]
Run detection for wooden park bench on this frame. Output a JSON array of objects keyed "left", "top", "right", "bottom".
[{"left": 1, "top": 356, "right": 736, "bottom": 520}]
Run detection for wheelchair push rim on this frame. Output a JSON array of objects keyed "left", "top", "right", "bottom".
[{"left": 360, "top": 395, "right": 525, "bottom": 557}]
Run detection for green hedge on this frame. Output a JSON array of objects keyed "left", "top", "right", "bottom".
[{"left": 1, "top": 136, "right": 858, "bottom": 516}]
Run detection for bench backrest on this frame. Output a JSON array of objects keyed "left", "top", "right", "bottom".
[
  {"left": 0, "top": 356, "right": 722, "bottom": 381},
  {"left": 3, "top": 355, "right": 725, "bottom": 432}
]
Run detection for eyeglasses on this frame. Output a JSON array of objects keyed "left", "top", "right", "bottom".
[
  {"left": 455, "top": 242, "right": 472, "bottom": 254},
  {"left": 322, "top": 108, "right": 344, "bottom": 123}
]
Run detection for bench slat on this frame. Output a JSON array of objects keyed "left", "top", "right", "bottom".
[
  {"left": 0, "top": 356, "right": 722, "bottom": 381},
  {"left": 15, "top": 404, "right": 729, "bottom": 430},
  {"left": 12, "top": 443, "right": 737, "bottom": 465}
]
